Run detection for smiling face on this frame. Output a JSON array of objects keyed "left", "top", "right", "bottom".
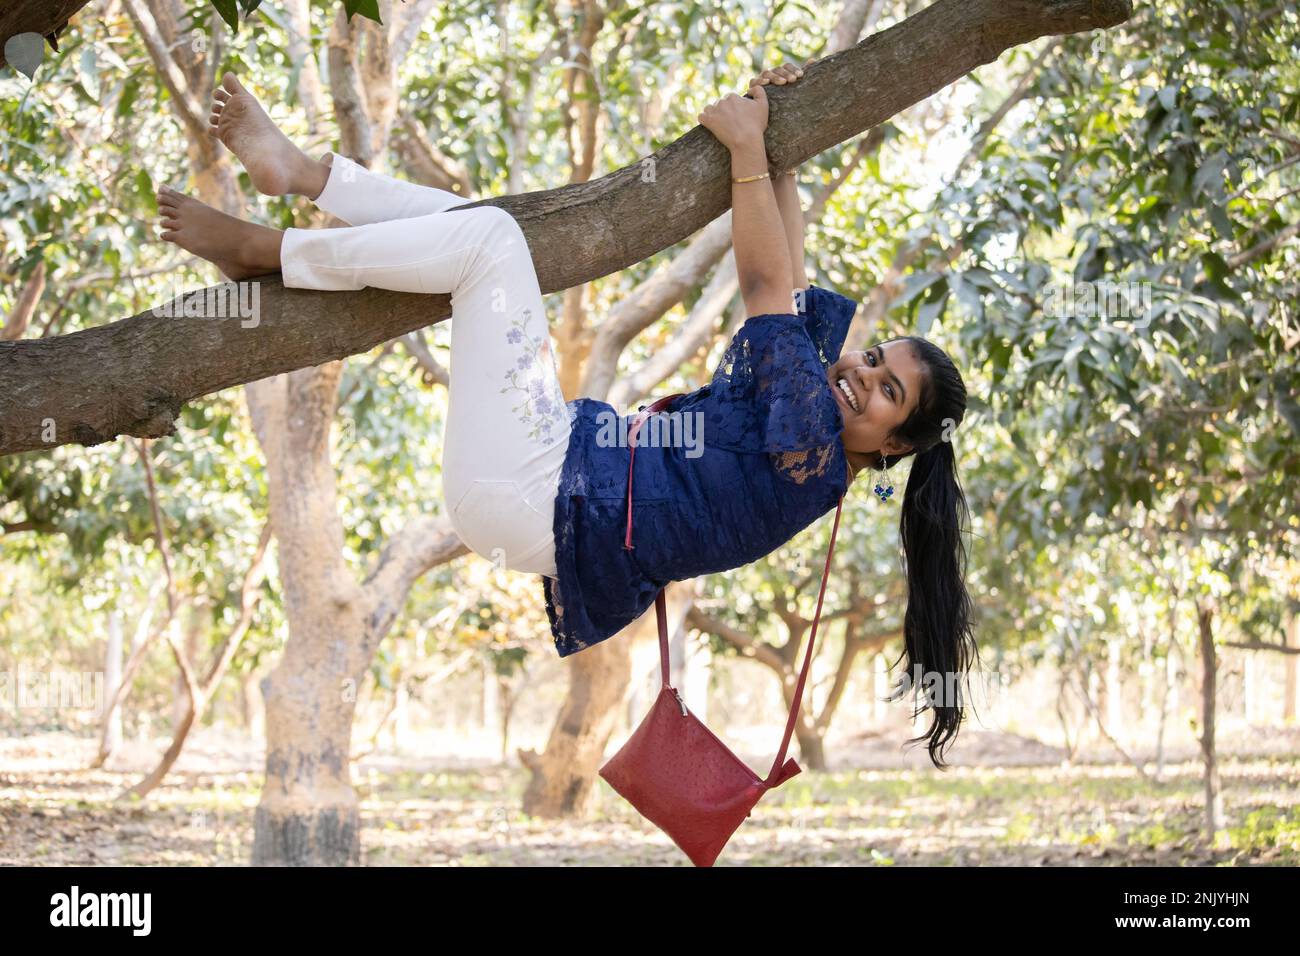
[{"left": 827, "top": 340, "right": 928, "bottom": 459}]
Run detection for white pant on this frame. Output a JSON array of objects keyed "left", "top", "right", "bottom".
[{"left": 279, "top": 153, "right": 569, "bottom": 577}]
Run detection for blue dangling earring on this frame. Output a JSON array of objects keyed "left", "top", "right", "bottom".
[{"left": 873, "top": 454, "right": 894, "bottom": 502}]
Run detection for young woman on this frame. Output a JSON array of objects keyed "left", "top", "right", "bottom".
[{"left": 158, "top": 66, "right": 977, "bottom": 766}]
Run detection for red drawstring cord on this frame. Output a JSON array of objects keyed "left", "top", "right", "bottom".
[
  {"left": 624, "top": 423, "right": 638, "bottom": 549},
  {"left": 623, "top": 394, "right": 684, "bottom": 550}
]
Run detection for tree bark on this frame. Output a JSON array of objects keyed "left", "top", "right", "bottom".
[
  {"left": 247, "top": 367, "right": 369, "bottom": 864},
  {"left": 1195, "top": 599, "right": 1225, "bottom": 843},
  {"left": 0, "top": 0, "right": 1133, "bottom": 458}
]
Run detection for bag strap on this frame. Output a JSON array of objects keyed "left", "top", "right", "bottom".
[
  {"left": 623, "top": 393, "right": 845, "bottom": 790},
  {"left": 765, "top": 495, "right": 842, "bottom": 785},
  {"left": 623, "top": 392, "right": 686, "bottom": 550}
]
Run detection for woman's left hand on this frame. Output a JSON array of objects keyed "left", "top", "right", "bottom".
[{"left": 746, "top": 61, "right": 807, "bottom": 90}]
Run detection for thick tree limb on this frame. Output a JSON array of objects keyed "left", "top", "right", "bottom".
[
  {"left": 0, "top": 0, "right": 88, "bottom": 70},
  {"left": 0, "top": 0, "right": 1132, "bottom": 458}
]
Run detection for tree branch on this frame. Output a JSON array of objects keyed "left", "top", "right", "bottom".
[
  {"left": 0, "top": 0, "right": 1132, "bottom": 458},
  {"left": 1, "top": 260, "right": 45, "bottom": 341}
]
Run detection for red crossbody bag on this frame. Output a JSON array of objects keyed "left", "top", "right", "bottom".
[{"left": 598, "top": 393, "right": 844, "bottom": 867}]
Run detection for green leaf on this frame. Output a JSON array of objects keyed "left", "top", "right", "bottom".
[
  {"left": 1062, "top": 338, "right": 1085, "bottom": 388},
  {"left": 135, "top": 168, "right": 154, "bottom": 206},
  {"left": 915, "top": 283, "right": 950, "bottom": 336},
  {"left": 894, "top": 271, "right": 944, "bottom": 310},
  {"left": 345, "top": 0, "right": 383, "bottom": 23},
  {"left": 211, "top": 0, "right": 240, "bottom": 31},
  {"left": 115, "top": 76, "right": 140, "bottom": 119},
  {"left": 1193, "top": 151, "right": 1228, "bottom": 198},
  {"left": 78, "top": 48, "right": 100, "bottom": 102},
  {"left": 1200, "top": 251, "right": 1237, "bottom": 299},
  {"left": 1209, "top": 203, "right": 1234, "bottom": 241}
]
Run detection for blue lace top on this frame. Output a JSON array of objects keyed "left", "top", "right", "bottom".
[{"left": 542, "top": 284, "right": 859, "bottom": 657}]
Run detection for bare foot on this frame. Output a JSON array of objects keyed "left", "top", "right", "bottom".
[
  {"left": 208, "top": 72, "right": 318, "bottom": 197},
  {"left": 157, "top": 185, "right": 282, "bottom": 281}
]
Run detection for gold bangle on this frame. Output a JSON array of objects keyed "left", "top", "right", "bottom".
[{"left": 732, "top": 172, "right": 770, "bottom": 184}]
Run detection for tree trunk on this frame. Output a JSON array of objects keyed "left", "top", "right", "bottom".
[
  {"left": 794, "top": 727, "right": 827, "bottom": 771},
  {"left": 497, "top": 674, "right": 517, "bottom": 765},
  {"left": 246, "top": 365, "right": 368, "bottom": 866},
  {"left": 519, "top": 635, "right": 633, "bottom": 818},
  {"left": 99, "top": 610, "right": 124, "bottom": 760},
  {"left": 170, "top": 603, "right": 203, "bottom": 733},
  {"left": 251, "top": 597, "right": 367, "bottom": 865},
  {"left": 1154, "top": 648, "right": 1172, "bottom": 779},
  {"left": 241, "top": 670, "right": 265, "bottom": 738},
  {"left": 240, "top": 6, "right": 464, "bottom": 863},
  {"left": 1195, "top": 600, "right": 1225, "bottom": 843},
  {"left": 91, "top": 586, "right": 161, "bottom": 768},
  {"left": 519, "top": 580, "right": 694, "bottom": 816},
  {"left": 0, "top": 0, "right": 1134, "bottom": 458},
  {"left": 682, "top": 620, "right": 713, "bottom": 726},
  {"left": 1, "top": 259, "right": 44, "bottom": 340}
]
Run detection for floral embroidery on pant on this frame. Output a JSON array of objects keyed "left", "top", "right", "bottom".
[{"left": 503, "top": 308, "right": 567, "bottom": 444}]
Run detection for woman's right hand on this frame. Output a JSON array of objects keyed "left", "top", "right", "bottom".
[
  {"left": 698, "top": 85, "right": 770, "bottom": 152},
  {"left": 699, "top": 60, "right": 812, "bottom": 154}
]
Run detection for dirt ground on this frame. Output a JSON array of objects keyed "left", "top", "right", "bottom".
[{"left": 1, "top": 725, "right": 1296, "bottom": 866}]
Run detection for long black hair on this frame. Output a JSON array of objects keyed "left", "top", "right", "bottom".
[{"left": 874, "top": 335, "right": 979, "bottom": 770}]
